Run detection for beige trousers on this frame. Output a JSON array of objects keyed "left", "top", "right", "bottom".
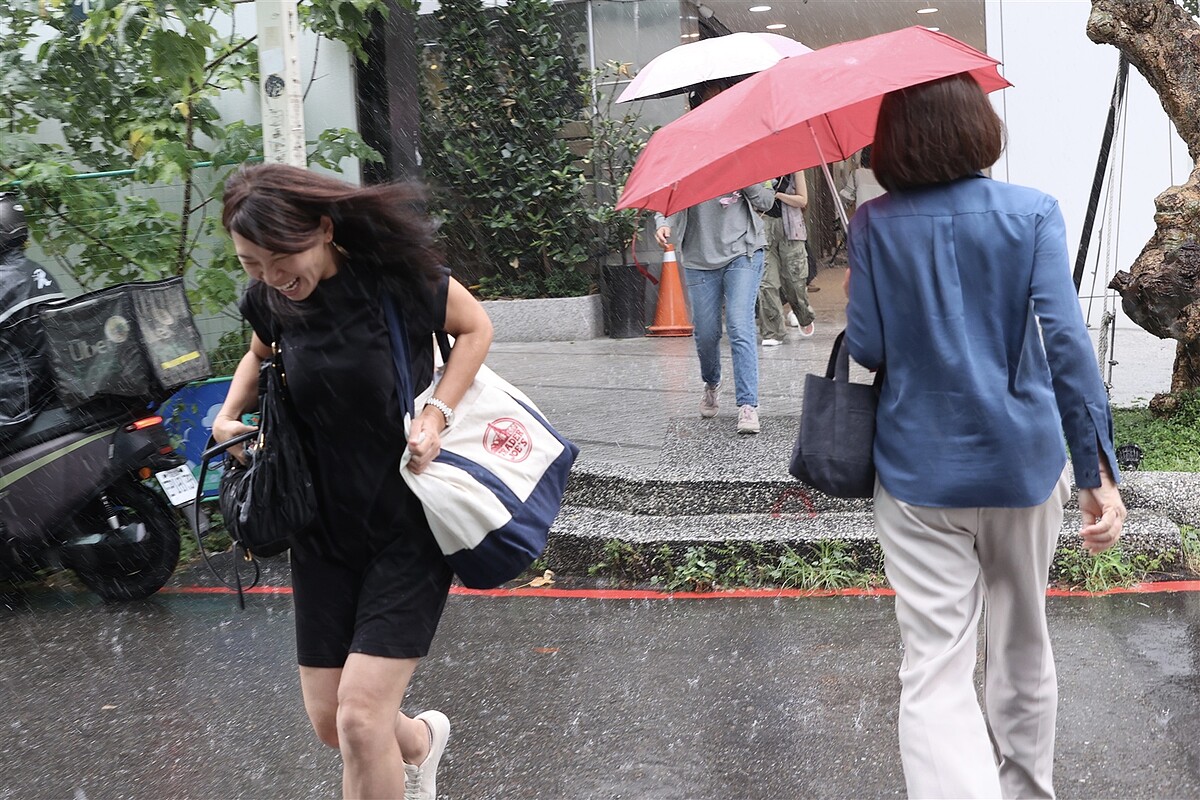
[{"left": 874, "top": 472, "right": 1069, "bottom": 800}]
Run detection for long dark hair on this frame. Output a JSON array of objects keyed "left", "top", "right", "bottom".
[
  {"left": 870, "top": 72, "right": 1005, "bottom": 192},
  {"left": 221, "top": 163, "right": 445, "bottom": 320}
]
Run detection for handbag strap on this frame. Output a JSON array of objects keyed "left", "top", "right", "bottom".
[
  {"left": 827, "top": 329, "right": 886, "bottom": 391},
  {"left": 825, "top": 330, "right": 852, "bottom": 382},
  {"left": 382, "top": 295, "right": 417, "bottom": 420},
  {"left": 191, "top": 431, "right": 262, "bottom": 609},
  {"left": 382, "top": 294, "right": 454, "bottom": 420}
]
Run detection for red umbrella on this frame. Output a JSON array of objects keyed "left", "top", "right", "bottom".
[{"left": 616, "top": 27, "right": 1011, "bottom": 216}]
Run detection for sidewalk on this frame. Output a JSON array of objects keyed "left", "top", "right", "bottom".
[
  {"left": 487, "top": 265, "right": 1177, "bottom": 470},
  {"left": 484, "top": 265, "right": 1196, "bottom": 580}
]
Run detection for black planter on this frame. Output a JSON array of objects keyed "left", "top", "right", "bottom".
[{"left": 601, "top": 263, "right": 646, "bottom": 339}]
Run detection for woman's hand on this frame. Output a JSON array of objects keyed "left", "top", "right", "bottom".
[
  {"left": 1077, "top": 467, "right": 1126, "bottom": 555},
  {"left": 404, "top": 277, "right": 487, "bottom": 476},
  {"left": 406, "top": 408, "right": 445, "bottom": 474},
  {"left": 655, "top": 226, "right": 672, "bottom": 249},
  {"left": 211, "top": 341, "right": 269, "bottom": 464},
  {"left": 213, "top": 414, "right": 257, "bottom": 464}
]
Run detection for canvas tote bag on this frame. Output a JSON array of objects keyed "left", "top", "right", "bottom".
[
  {"left": 789, "top": 330, "right": 884, "bottom": 498},
  {"left": 383, "top": 296, "right": 578, "bottom": 588}
]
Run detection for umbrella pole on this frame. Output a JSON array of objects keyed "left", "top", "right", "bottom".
[{"left": 807, "top": 122, "right": 850, "bottom": 234}]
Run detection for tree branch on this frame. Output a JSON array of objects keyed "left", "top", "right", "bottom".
[
  {"left": 1087, "top": 0, "right": 1200, "bottom": 161},
  {"left": 304, "top": 36, "right": 321, "bottom": 101},
  {"left": 206, "top": 35, "right": 257, "bottom": 77}
]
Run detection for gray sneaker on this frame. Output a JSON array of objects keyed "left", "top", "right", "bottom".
[
  {"left": 737, "top": 404, "right": 760, "bottom": 435},
  {"left": 404, "top": 710, "right": 450, "bottom": 800},
  {"left": 700, "top": 383, "right": 719, "bottom": 418}
]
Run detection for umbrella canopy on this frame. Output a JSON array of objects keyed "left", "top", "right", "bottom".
[
  {"left": 615, "top": 31, "right": 813, "bottom": 104},
  {"left": 616, "top": 27, "right": 1011, "bottom": 216}
]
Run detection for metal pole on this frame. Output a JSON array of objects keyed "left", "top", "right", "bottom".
[
  {"left": 256, "top": 0, "right": 307, "bottom": 167},
  {"left": 1073, "top": 56, "right": 1128, "bottom": 291},
  {"left": 808, "top": 122, "right": 849, "bottom": 233}
]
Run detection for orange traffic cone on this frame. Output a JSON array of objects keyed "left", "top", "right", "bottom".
[{"left": 647, "top": 245, "right": 694, "bottom": 337}]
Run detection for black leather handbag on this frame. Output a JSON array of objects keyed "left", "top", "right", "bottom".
[
  {"left": 196, "top": 342, "right": 316, "bottom": 564},
  {"left": 789, "top": 330, "right": 885, "bottom": 499}
]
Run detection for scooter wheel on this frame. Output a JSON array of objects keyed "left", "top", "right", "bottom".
[{"left": 62, "top": 478, "right": 181, "bottom": 602}]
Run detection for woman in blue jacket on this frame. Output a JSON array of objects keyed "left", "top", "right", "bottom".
[{"left": 844, "top": 73, "right": 1126, "bottom": 799}]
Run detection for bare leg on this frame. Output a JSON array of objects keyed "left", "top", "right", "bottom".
[
  {"left": 299, "top": 666, "right": 343, "bottom": 750},
  {"left": 300, "top": 655, "right": 425, "bottom": 799}
]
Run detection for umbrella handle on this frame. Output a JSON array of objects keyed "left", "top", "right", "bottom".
[{"left": 808, "top": 122, "right": 850, "bottom": 235}]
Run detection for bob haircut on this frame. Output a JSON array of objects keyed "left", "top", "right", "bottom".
[{"left": 870, "top": 72, "right": 1005, "bottom": 193}]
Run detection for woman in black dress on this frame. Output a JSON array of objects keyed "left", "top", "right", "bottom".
[{"left": 212, "top": 163, "right": 492, "bottom": 799}]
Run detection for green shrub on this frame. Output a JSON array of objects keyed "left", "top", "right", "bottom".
[
  {"left": 421, "top": 0, "right": 594, "bottom": 297},
  {"left": 1111, "top": 391, "right": 1200, "bottom": 472}
]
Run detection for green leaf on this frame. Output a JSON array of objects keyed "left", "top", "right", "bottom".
[{"left": 0, "top": 0, "right": 400, "bottom": 325}]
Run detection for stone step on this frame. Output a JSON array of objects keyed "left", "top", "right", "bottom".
[
  {"left": 544, "top": 505, "right": 1186, "bottom": 581},
  {"left": 565, "top": 464, "right": 869, "bottom": 516},
  {"left": 566, "top": 461, "right": 1200, "bottom": 522},
  {"left": 552, "top": 415, "right": 1197, "bottom": 583}
]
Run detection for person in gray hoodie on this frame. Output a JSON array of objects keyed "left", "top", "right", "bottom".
[{"left": 653, "top": 80, "right": 775, "bottom": 435}]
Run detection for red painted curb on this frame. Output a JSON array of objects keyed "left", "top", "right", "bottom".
[
  {"left": 162, "top": 581, "right": 1200, "bottom": 600},
  {"left": 1046, "top": 580, "right": 1200, "bottom": 597}
]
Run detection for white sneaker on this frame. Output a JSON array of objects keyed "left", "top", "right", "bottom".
[
  {"left": 404, "top": 710, "right": 450, "bottom": 800},
  {"left": 799, "top": 321, "right": 815, "bottom": 337},
  {"left": 761, "top": 338, "right": 783, "bottom": 347},
  {"left": 700, "top": 383, "right": 719, "bottom": 418},
  {"left": 786, "top": 310, "right": 800, "bottom": 327},
  {"left": 737, "top": 404, "right": 760, "bottom": 434}
]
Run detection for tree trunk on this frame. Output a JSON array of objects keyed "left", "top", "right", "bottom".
[{"left": 1088, "top": 1, "right": 1200, "bottom": 407}]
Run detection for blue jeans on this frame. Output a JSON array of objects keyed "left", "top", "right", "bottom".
[{"left": 684, "top": 250, "right": 764, "bottom": 408}]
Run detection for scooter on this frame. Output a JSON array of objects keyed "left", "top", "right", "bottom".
[{"left": 0, "top": 395, "right": 192, "bottom": 601}]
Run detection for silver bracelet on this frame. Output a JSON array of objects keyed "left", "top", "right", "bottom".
[{"left": 424, "top": 396, "right": 454, "bottom": 428}]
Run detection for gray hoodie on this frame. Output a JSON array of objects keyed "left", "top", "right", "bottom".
[{"left": 653, "top": 183, "right": 775, "bottom": 270}]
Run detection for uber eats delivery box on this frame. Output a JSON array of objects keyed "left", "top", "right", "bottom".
[{"left": 39, "top": 277, "right": 213, "bottom": 407}]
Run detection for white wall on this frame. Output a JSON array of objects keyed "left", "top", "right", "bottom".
[{"left": 985, "top": 0, "right": 1193, "bottom": 332}]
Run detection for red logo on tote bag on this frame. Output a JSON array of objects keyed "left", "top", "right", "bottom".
[{"left": 483, "top": 418, "right": 533, "bottom": 462}]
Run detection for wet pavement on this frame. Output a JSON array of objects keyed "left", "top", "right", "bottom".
[
  {"left": 3, "top": 562, "right": 1200, "bottom": 799},
  {"left": 485, "top": 266, "right": 1177, "bottom": 470},
  {"left": 1, "top": 268, "right": 1190, "bottom": 799}
]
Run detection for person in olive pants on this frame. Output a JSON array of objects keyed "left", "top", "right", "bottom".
[{"left": 758, "top": 172, "right": 814, "bottom": 344}]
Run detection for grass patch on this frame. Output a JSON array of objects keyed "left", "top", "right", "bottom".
[
  {"left": 1053, "top": 544, "right": 1175, "bottom": 592},
  {"left": 583, "top": 539, "right": 887, "bottom": 592},
  {"left": 177, "top": 507, "right": 233, "bottom": 566},
  {"left": 1180, "top": 525, "right": 1200, "bottom": 575},
  {"left": 1111, "top": 391, "right": 1200, "bottom": 472}
]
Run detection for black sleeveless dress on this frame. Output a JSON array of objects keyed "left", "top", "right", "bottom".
[{"left": 240, "top": 263, "right": 454, "bottom": 666}]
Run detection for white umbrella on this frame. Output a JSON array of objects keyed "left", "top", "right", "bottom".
[{"left": 615, "top": 32, "right": 813, "bottom": 103}]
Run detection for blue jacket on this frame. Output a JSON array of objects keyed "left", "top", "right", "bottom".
[{"left": 845, "top": 175, "right": 1119, "bottom": 508}]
